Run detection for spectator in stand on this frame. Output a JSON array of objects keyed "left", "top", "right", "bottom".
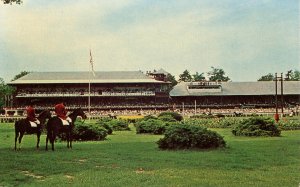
[{"left": 55, "top": 103, "right": 72, "bottom": 124}]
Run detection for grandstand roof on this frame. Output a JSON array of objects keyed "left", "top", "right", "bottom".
[
  {"left": 9, "top": 71, "right": 167, "bottom": 84},
  {"left": 170, "top": 81, "right": 300, "bottom": 96}
]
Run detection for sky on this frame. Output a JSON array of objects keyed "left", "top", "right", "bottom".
[{"left": 0, "top": 0, "right": 299, "bottom": 82}]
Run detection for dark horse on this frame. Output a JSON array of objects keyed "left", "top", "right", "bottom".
[
  {"left": 14, "top": 110, "right": 52, "bottom": 150},
  {"left": 46, "top": 108, "right": 87, "bottom": 151}
]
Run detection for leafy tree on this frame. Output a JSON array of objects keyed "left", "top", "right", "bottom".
[
  {"left": 179, "top": 70, "right": 192, "bottom": 82},
  {"left": 11, "top": 71, "right": 29, "bottom": 81},
  {"left": 2, "top": 0, "right": 22, "bottom": 4},
  {"left": 192, "top": 72, "right": 205, "bottom": 81},
  {"left": 0, "top": 78, "right": 15, "bottom": 108},
  {"left": 207, "top": 67, "right": 230, "bottom": 81},
  {"left": 288, "top": 70, "right": 300, "bottom": 81},
  {"left": 166, "top": 73, "right": 178, "bottom": 89},
  {"left": 258, "top": 73, "right": 274, "bottom": 81}
]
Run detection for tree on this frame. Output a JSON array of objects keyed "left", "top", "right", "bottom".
[
  {"left": 166, "top": 73, "right": 178, "bottom": 89},
  {"left": 258, "top": 73, "right": 274, "bottom": 81},
  {"left": 287, "top": 70, "right": 300, "bottom": 81},
  {"left": 2, "top": 0, "right": 22, "bottom": 4},
  {"left": 179, "top": 70, "right": 192, "bottom": 82},
  {"left": 192, "top": 72, "right": 205, "bottom": 81},
  {"left": 0, "top": 78, "right": 15, "bottom": 108},
  {"left": 11, "top": 71, "right": 29, "bottom": 81},
  {"left": 207, "top": 67, "right": 230, "bottom": 81}
]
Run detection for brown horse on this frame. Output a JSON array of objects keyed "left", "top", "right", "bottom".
[
  {"left": 45, "top": 108, "right": 87, "bottom": 151},
  {"left": 14, "top": 110, "right": 52, "bottom": 150}
]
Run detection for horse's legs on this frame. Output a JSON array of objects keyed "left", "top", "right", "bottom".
[
  {"left": 70, "top": 133, "right": 72, "bottom": 149},
  {"left": 66, "top": 132, "right": 70, "bottom": 148},
  {"left": 69, "top": 126, "right": 73, "bottom": 149},
  {"left": 18, "top": 132, "right": 24, "bottom": 150},
  {"left": 36, "top": 131, "right": 41, "bottom": 149},
  {"left": 15, "top": 130, "right": 19, "bottom": 151},
  {"left": 45, "top": 135, "right": 49, "bottom": 151},
  {"left": 51, "top": 133, "right": 56, "bottom": 151}
]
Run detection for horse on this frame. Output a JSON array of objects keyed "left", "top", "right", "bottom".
[
  {"left": 46, "top": 108, "right": 87, "bottom": 151},
  {"left": 14, "top": 110, "right": 52, "bottom": 150}
]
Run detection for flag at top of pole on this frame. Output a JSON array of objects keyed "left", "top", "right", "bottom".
[{"left": 89, "top": 49, "right": 96, "bottom": 77}]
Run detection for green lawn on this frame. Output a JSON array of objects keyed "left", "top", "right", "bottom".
[{"left": 0, "top": 123, "right": 299, "bottom": 187}]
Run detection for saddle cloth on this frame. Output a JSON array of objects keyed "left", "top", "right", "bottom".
[
  {"left": 29, "top": 120, "right": 40, "bottom": 127},
  {"left": 59, "top": 117, "right": 72, "bottom": 126}
]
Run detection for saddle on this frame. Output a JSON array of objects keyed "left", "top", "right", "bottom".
[
  {"left": 58, "top": 117, "right": 72, "bottom": 126},
  {"left": 29, "top": 119, "right": 40, "bottom": 127}
]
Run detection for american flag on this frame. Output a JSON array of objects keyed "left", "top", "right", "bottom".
[{"left": 90, "top": 49, "right": 96, "bottom": 77}]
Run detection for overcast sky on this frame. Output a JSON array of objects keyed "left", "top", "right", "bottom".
[{"left": 0, "top": 0, "right": 299, "bottom": 82}]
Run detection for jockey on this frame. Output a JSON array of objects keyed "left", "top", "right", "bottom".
[
  {"left": 55, "top": 103, "right": 72, "bottom": 124},
  {"left": 26, "top": 103, "right": 40, "bottom": 126}
]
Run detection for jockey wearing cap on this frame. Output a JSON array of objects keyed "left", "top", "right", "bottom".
[
  {"left": 26, "top": 104, "right": 40, "bottom": 127},
  {"left": 55, "top": 103, "right": 72, "bottom": 125}
]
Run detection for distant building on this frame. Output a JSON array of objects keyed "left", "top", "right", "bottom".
[
  {"left": 147, "top": 68, "right": 169, "bottom": 82},
  {"left": 170, "top": 81, "right": 300, "bottom": 108},
  {"left": 6, "top": 71, "right": 300, "bottom": 111}
]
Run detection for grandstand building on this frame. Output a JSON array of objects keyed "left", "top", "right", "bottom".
[
  {"left": 8, "top": 71, "right": 171, "bottom": 111},
  {"left": 6, "top": 70, "right": 300, "bottom": 116},
  {"left": 170, "top": 81, "right": 300, "bottom": 109}
]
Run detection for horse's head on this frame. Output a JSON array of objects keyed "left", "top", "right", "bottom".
[
  {"left": 74, "top": 108, "right": 87, "bottom": 120},
  {"left": 39, "top": 110, "right": 52, "bottom": 120}
]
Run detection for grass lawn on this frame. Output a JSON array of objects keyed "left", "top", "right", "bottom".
[{"left": 0, "top": 122, "right": 299, "bottom": 187}]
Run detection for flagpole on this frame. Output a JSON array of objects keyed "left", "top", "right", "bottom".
[
  {"left": 88, "top": 49, "right": 96, "bottom": 122},
  {"left": 88, "top": 64, "right": 91, "bottom": 122}
]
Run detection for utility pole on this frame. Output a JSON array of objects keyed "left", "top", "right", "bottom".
[
  {"left": 275, "top": 73, "right": 278, "bottom": 121},
  {"left": 280, "top": 73, "right": 284, "bottom": 114},
  {"left": 274, "top": 73, "right": 284, "bottom": 122}
]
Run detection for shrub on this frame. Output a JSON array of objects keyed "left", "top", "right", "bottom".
[
  {"left": 157, "top": 124, "right": 226, "bottom": 150},
  {"left": 96, "top": 117, "right": 114, "bottom": 134},
  {"left": 232, "top": 117, "right": 281, "bottom": 137},
  {"left": 109, "top": 119, "right": 130, "bottom": 131},
  {"left": 190, "top": 114, "right": 215, "bottom": 119},
  {"left": 158, "top": 112, "right": 183, "bottom": 121},
  {"left": 185, "top": 118, "right": 240, "bottom": 128},
  {"left": 158, "top": 115, "right": 177, "bottom": 122},
  {"left": 136, "top": 119, "right": 167, "bottom": 134},
  {"left": 59, "top": 122, "right": 108, "bottom": 141},
  {"left": 98, "top": 122, "right": 113, "bottom": 134},
  {"left": 98, "top": 117, "right": 113, "bottom": 123},
  {"left": 278, "top": 118, "right": 300, "bottom": 130},
  {"left": 143, "top": 115, "right": 158, "bottom": 121}
]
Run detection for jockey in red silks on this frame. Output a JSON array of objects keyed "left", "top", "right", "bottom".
[
  {"left": 55, "top": 103, "right": 72, "bottom": 125},
  {"left": 26, "top": 104, "right": 40, "bottom": 126}
]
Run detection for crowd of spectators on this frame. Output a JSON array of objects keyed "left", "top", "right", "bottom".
[{"left": 16, "top": 87, "right": 165, "bottom": 97}]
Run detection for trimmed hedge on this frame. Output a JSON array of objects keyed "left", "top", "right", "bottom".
[
  {"left": 136, "top": 119, "right": 170, "bottom": 134},
  {"left": 97, "top": 118, "right": 130, "bottom": 133},
  {"left": 58, "top": 122, "right": 108, "bottom": 141},
  {"left": 232, "top": 117, "right": 281, "bottom": 137},
  {"left": 109, "top": 119, "right": 130, "bottom": 131},
  {"left": 73, "top": 123, "right": 108, "bottom": 141},
  {"left": 157, "top": 124, "right": 226, "bottom": 150}
]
